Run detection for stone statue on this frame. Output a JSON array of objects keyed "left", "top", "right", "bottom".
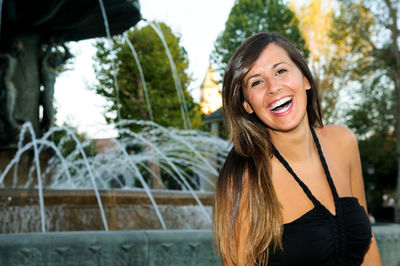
[
  {"left": 39, "top": 43, "right": 72, "bottom": 133},
  {"left": 0, "top": 39, "right": 24, "bottom": 132},
  {"left": 0, "top": 0, "right": 140, "bottom": 145}
]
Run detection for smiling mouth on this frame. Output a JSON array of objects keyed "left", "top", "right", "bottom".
[{"left": 268, "top": 96, "right": 293, "bottom": 114}]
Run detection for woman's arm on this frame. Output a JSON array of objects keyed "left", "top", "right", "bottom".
[{"left": 345, "top": 129, "right": 382, "bottom": 266}]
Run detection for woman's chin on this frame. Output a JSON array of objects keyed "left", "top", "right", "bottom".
[{"left": 266, "top": 115, "right": 309, "bottom": 133}]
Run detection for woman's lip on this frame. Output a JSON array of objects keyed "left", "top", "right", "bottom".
[{"left": 269, "top": 98, "right": 294, "bottom": 117}]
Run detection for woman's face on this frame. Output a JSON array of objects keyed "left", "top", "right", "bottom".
[{"left": 242, "top": 43, "right": 311, "bottom": 132}]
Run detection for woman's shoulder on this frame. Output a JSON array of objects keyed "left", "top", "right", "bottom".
[{"left": 315, "top": 125, "right": 358, "bottom": 148}]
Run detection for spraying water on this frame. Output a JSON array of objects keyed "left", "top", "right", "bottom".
[
  {"left": 147, "top": 21, "right": 192, "bottom": 129},
  {"left": 12, "top": 123, "right": 46, "bottom": 232},
  {"left": 98, "top": 0, "right": 191, "bottom": 129},
  {"left": 123, "top": 33, "right": 154, "bottom": 121},
  {"left": 118, "top": 125, "right": 211, "bottom": 223},
  {"left": 112, "top": 138, "right": 166, "bottom": 229},
  {"left": 1, "top": 124, "right": 110, "bottom": 231},
  {"left": 98, "top": 0, "right": 122, "bottom": 123},
  {"left": 97, "top": 0, "right": 112, "bottom": 39},
  {"left": 0, "top": 121, "right": 228, "bottom": 231}
]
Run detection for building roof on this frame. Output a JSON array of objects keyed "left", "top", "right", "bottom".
[{"left": 204, "top": 107, "right": 223, "bottom": 123}]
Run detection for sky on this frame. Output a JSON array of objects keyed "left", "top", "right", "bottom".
[{"left": 54, "top": 0, "right": 235, "bottom": 139}]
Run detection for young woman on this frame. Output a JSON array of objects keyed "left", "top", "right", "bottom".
[{"left": 214, "top": 32, "right": 382, "bottom": 266}]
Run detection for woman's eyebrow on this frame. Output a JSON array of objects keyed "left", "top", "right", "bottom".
[{"left": 272, "top": 62, "right": 285, "bottom": 68}]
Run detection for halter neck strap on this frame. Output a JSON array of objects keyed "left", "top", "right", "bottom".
[{"left": 271, "top": 127, "right": 339, "bottom": 213}]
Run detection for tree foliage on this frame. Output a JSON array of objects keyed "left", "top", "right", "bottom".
[
  {"left": 331, "top": 0, "right": 396, "bottom": 136},
  {"left": 211, "top": 0, "right": 308, "bottom": 77},
  {"left": 331, "top": 0, "right": 399, "bottom": 221},
  {"left": 344, "top": 73, "right": 395, "bottom": 137},
  {"left": 93, "top": 22, "right": 203, "bottom": 132},
  {"left": 292, "top": 0, "right": 352, "bottom": 123}
]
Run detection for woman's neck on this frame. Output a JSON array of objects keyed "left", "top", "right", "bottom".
[{"left": 269, "top": 124, "right": 315, "bottom": 163}]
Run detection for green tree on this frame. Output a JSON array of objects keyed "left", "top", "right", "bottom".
[
  {"left": 344, "top": 74, "right": 395, "bottom": 137},
  {"left": 93, "top": 22, "right": 203, "bottom": 132},
  {"left": 211, "top": 0, "right": 308, "bottom": 77},
  {"left": 331, "top": 0, "right": 399, "bottom": 221},
  {"left": 93, "top": 22, "right": 204, "bottom": 189}
]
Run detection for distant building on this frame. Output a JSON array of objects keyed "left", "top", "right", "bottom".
[
  {"left": 204, "top": 107, "right": 225, "bottom": 137},
  {"left": 199, "top": 64, "right": 222, "bottom": 115},
  {"left": 93, "top": 138, "right": 120, "bottom": 155}
]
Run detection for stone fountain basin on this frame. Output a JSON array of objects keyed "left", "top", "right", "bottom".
[
  {"left": 0, "top": 188, "right": 214, "bottom": 233},
  {"left": 0, "top": 230, "right": 222, "bottom": 265}
]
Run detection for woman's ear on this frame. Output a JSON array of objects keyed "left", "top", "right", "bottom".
[
  {"left": 304, "top": 76, "right": 311, "bottom": 91},
  {"left": 243, "top": 100, "right": 254, "bottom": 114}
]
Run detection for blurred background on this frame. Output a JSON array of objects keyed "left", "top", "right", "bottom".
[
  {"left": 0, "top": 0, "right": 399, "bottom": 265},
  {"left": 56, "top": 0, "right": 399, "bottom": 223}
]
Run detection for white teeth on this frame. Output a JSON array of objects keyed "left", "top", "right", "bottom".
[
  {"left": 272, "top": 101, "right": 292, "bottom": 113},
  {"left": 269, "top": 96, "right": 293, "bottom": 111}
]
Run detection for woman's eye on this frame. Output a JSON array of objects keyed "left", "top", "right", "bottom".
[
  {"left": 276, "top": 69, "right": 287, "bottom": 76},
  {"left": 251, "top": 80, "right": 262, "bottom": 87}
]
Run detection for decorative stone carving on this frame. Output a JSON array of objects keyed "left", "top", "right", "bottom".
[
  {"left": 39, "top": 43, "right": 72, "bottom": 133},
  {"left": 116, "top": 243, "right": 145, "bottom": 266},
  {"left": 0, "top": 39, "right": 24, "bottom": 143},
  {"left": 11, "top": 248, "right": 43, "bottom": 266}
]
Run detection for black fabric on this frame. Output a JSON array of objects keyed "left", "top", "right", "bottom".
[{"left": 266, "top": 127, "right": 372, "bottom": 266}]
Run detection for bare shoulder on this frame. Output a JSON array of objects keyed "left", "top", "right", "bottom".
[
  {"left": 315, "top": 125, "right": 357, "bottom": 148},
  {"left": 315, "top": 125, "right": 361, "bottom": 197}
]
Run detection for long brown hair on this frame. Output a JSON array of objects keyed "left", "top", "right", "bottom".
[{"left": 214, "top": 32, "right": 323, "bottom": 265}]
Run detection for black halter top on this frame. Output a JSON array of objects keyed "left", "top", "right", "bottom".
[{"left": 266, "top": 127, "right": 372, "bottom": 266}]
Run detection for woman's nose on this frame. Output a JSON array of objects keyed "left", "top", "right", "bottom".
[{"left": 268, "top": 80, "right": 282, "bottom": 94}]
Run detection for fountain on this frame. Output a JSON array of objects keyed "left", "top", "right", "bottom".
[
  {"left": 0, "top": 120, "right": 226, "bottom": 265},
  {"left": 0, "top": 0, "right": 225, "bottom": 265},
  {"left": 0, "top": 120, "right": 228, "bottom": 231}
]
